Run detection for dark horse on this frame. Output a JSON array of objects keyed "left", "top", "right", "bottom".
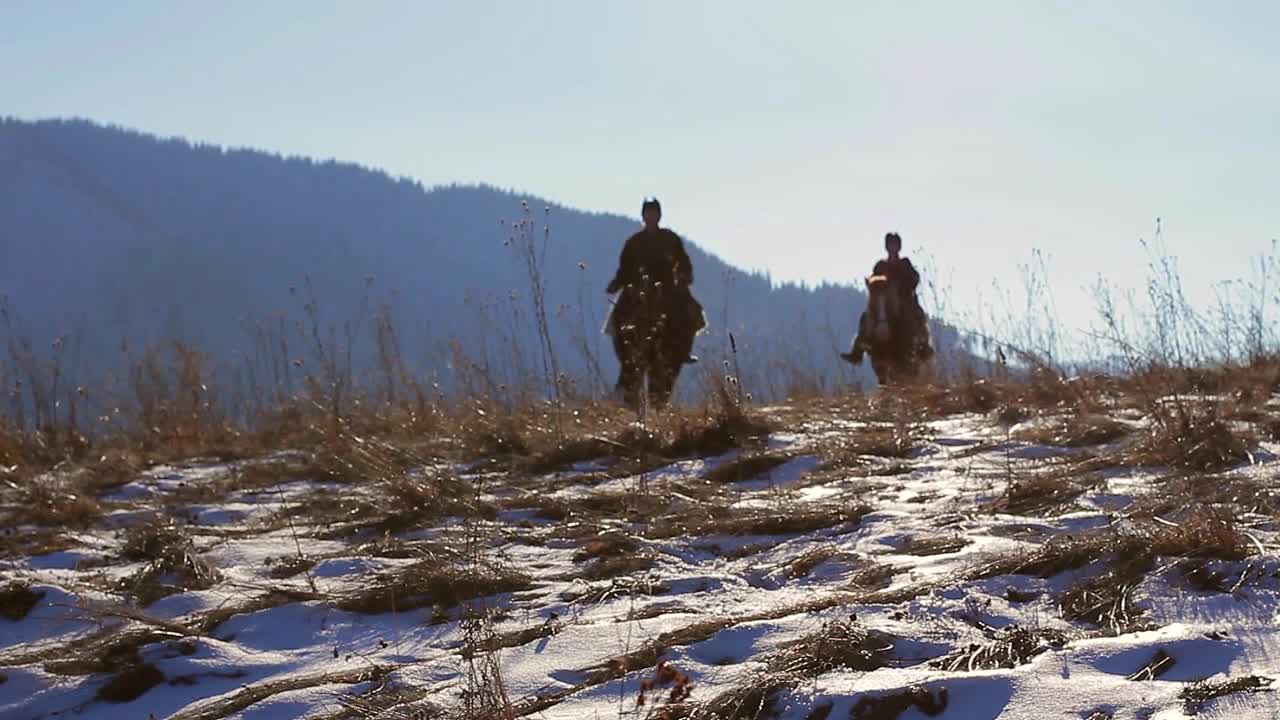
[
  {"left": 606, "top": 283, "right": 705, "bottom": 410},
  {"left": 846, "top": 274, "right": 931, "bottom": 385}
]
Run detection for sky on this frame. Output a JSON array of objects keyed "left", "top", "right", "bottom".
[{"left": 3, "top": 0, "right": 1279, "bottom": 348}]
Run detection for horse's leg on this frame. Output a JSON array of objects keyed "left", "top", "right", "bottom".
[
  {"left": 871, "top": 352, "right": 889, "bottom": 387},
  {"left": 647, "top": 332, "right": 679, "bottom": 408},
  {"left": 614, "top": 331, "right": 644, "bottom": 410}
]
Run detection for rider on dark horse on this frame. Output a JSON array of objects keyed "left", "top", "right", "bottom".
[
  {"left": 841, "top": 231, "right": 932, "bottom": 369},
  {"left": 606, "top": 198, "right": 705, "bottom": 409}
]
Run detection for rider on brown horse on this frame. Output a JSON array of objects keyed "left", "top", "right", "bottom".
[
  {"left": 841, "top": 232, "right": 933, "bottom": 371},
  {"left": 606, "top": 198, "right": 705, "bottom": 408}
]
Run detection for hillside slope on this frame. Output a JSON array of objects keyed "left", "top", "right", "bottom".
[
  {"left": 2, "top": 382, "right": 1278, "bottom": 718},
  {"left": 0, "top": 118, "right": 960, "bottom": 398}
]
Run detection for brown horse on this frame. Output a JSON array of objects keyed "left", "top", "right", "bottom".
[
  {"left": 846, "top": 274, "right": 930, "bottom": 385},
  {"left": 605, "top": 284, "right": 706, "bottom": 410}
]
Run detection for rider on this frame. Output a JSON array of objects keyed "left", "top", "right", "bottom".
[
  {"left": 841, "top": 231, "right": 932, "bottom": 364},
  {"left": 606, "top": 198, "right": 704, "bottom": 404}
]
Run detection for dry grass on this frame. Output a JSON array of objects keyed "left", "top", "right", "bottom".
[
  {"left": 929, "top": 627, "right": 1069, "bottom": 672},
  {"left": 578, "top": 554, "right": 659, "bottom": 582},
  {"left": 1180, "top": 675, "right": 1273, "bottom": 715},
  {"left": 704, "top": 452, "right": 796, "bottom": 485},
  {"left": 898, "top": 535, "right": 971, "bottom": 557},
  {"left": 42, "top": 626, "right": 186, "bottom": 676},
  {"left": 560, "top": 575, "right": 669, "bottom": 605},
  {"left": 573, "top": 532, "right": 641, "bottom": 562},
  {"left": 4, "top": 473, "right": 105, "bottom": 529},
  {"left": 1011, "top": 413, "right": 1131, "bottom": 447},
  {"left": 336, "top": 559, "right": 532, "bottom": 616},
  {"left": 663, "top": 672, "right": 795, "bottom": 720},
  {"left": 843, "top": 560, "right": 900, "bottom": 591},
  {"left": 980, "top": 471, "right": 1087, "bottom": 516},
  {"left": 820, "top": 427, "right": 921, "bottom": 465},
  {"left": 785, "top": 546, "right": 840, "bottom": 579},
  {"left": 461, "top": 617, "right": 564, "bottom": 659},
  {"left": 665, "top": 409, "right": 774, "bottom": 458},
  {"left": 118, "top": 519, "right": 222, "bottom": 606},
  {"left": 1124, "top": 403, "right": 1256, "bottom": 472},
  {"left": 767, "top": 620, "right": 895, "bottom": 676},
  {"left": 976, "top": 510, "right": 1250, "bottom": 584},
  {"left": 647, "top": 502, "right": 872, "bottom": 540}
]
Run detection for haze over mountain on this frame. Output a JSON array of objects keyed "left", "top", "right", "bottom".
[{"left": 0, "top": 118, "right": 961, "bottom": 400}]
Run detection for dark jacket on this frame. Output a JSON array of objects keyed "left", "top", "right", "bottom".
[
  {"left": 873, "top": 257, "right": 920, "bottom": 300},
  {"left": 607, "top": 228, "right": 693, "bottom": 296}
]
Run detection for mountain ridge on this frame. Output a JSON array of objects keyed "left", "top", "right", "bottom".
[{"left": 0, "top": 117, "right": 960, "bottom": 399}]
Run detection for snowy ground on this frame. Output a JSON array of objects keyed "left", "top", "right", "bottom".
[{"left": 3, "top": 399, "right": 1280, "bottom": 719}]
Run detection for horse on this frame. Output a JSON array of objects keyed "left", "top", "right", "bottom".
[
  {"left": 846, "top": 274, "right": 930, "bottom": 385},
  {"left": 605, "top": 282, "right": 706, "bottom": 410}
]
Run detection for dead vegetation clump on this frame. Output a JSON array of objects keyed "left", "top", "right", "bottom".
[
  {"left": 41, "top": 626, "right": 185, "bottom": 677},
  {"left": 666, "top": 408, "right": 774, "bottom": 459},
  {"left": 898, "top": 535, "right": 971, "bottom": 557},
  {"left": 336, "top": 559, "right": 532, "bottom": 616},
  {"left": 849, "top": 684, "right": 949, "bottom": 720},
  {"left": 768, "top": 620, "right": 896, "bottom": 676},
  {"left": 1011, "top": 413, "right": 1131, "bottom": 448},
  {"left": 464, "top": 403, "right": 772, "bottom": 478},
  {"left": 662, "top": 672, "right": 794, "bottom": 720},
  {"left": 785, "top": 546, "right": 840, "bottom": 579},
  {"left": 525, "top": 490, "right": 671, "bottom": 526},
  {"left": 1178, "top": 558, "right": 1264, "bottom": 595},
  {"left": 524, "top": 425, "right": 664, "bottom": 474},
  {"left": 1180, "top": 675, "right": 1274, "bottom": 715},
  {"left": 1144, "top": 507, "right": 1250, "bottom": 561},
  {"left": 929, "top": 626, "right": 1069, "bottom": 672},
  {"left": 578, "top": 555, "right": 659, "bottom": 582},
  {"left": 265, "top": 554, "right": 317, "bottom": 580},
  {"left": 118, "top": 520, "right": 222, "bottom": 606},
  {"left": 900, "top": 371, "right": 1100, "bottom": 420},
  {"left": 844, "top": 560, "right": 900, "bottom": 591},
  {"left": 1124, "top": 402, "right": 1255, "bottom": 472},
  {"left": 573, "top": 532, "right": 641, "bottom": 562},
  {"left": 1130, "top": 469, "right": 1280, "bottom": 519},
  {"left": 647, "top": 502, "right": 871, "bottom": 540},
  {"left": 572, "top": 532, "right": 656, "bottom": 580},
  {"left": 977, "top": 509, "right": 1250, "bottom": 584},
  {"left": 973, "top": 533, "right": 1126, "bottom": 580},
  {"left": 0, "top": 581, "right": 44, "bottom": 620},
  {"left": 980, "top": 471, "right": 1087, "bottom": 516},
  {"left": 96, "top": 661, "right": 166, "bottom": 703},
  {"left": 704, "top": 452, "right": 796, "bottom": 485},
  {"left": 4, "top": 473, "right": 104, "bottom": 529},
  {"left": 820, "top": 426, "right": 921, "bottom": 467},
  {"left": 319, "top": 686, "right": 442, "bottom": 720},
  {"left": 560, "top": 575, "right": 669, "bottom": 605},
  {"left": 1060, "top": 566, "right": 1151, "bottom": 633},
  {"left": 652, "top": 621, "right": 897, "bottom": 719}
]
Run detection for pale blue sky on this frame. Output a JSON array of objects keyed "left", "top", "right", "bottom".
[{"left": 4, "top": 0, "right": 1278, "bottom": 341}]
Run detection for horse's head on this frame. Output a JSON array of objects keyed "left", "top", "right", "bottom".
[{"left": 864, "top": 274, "right": 901, "bottom": 344}]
